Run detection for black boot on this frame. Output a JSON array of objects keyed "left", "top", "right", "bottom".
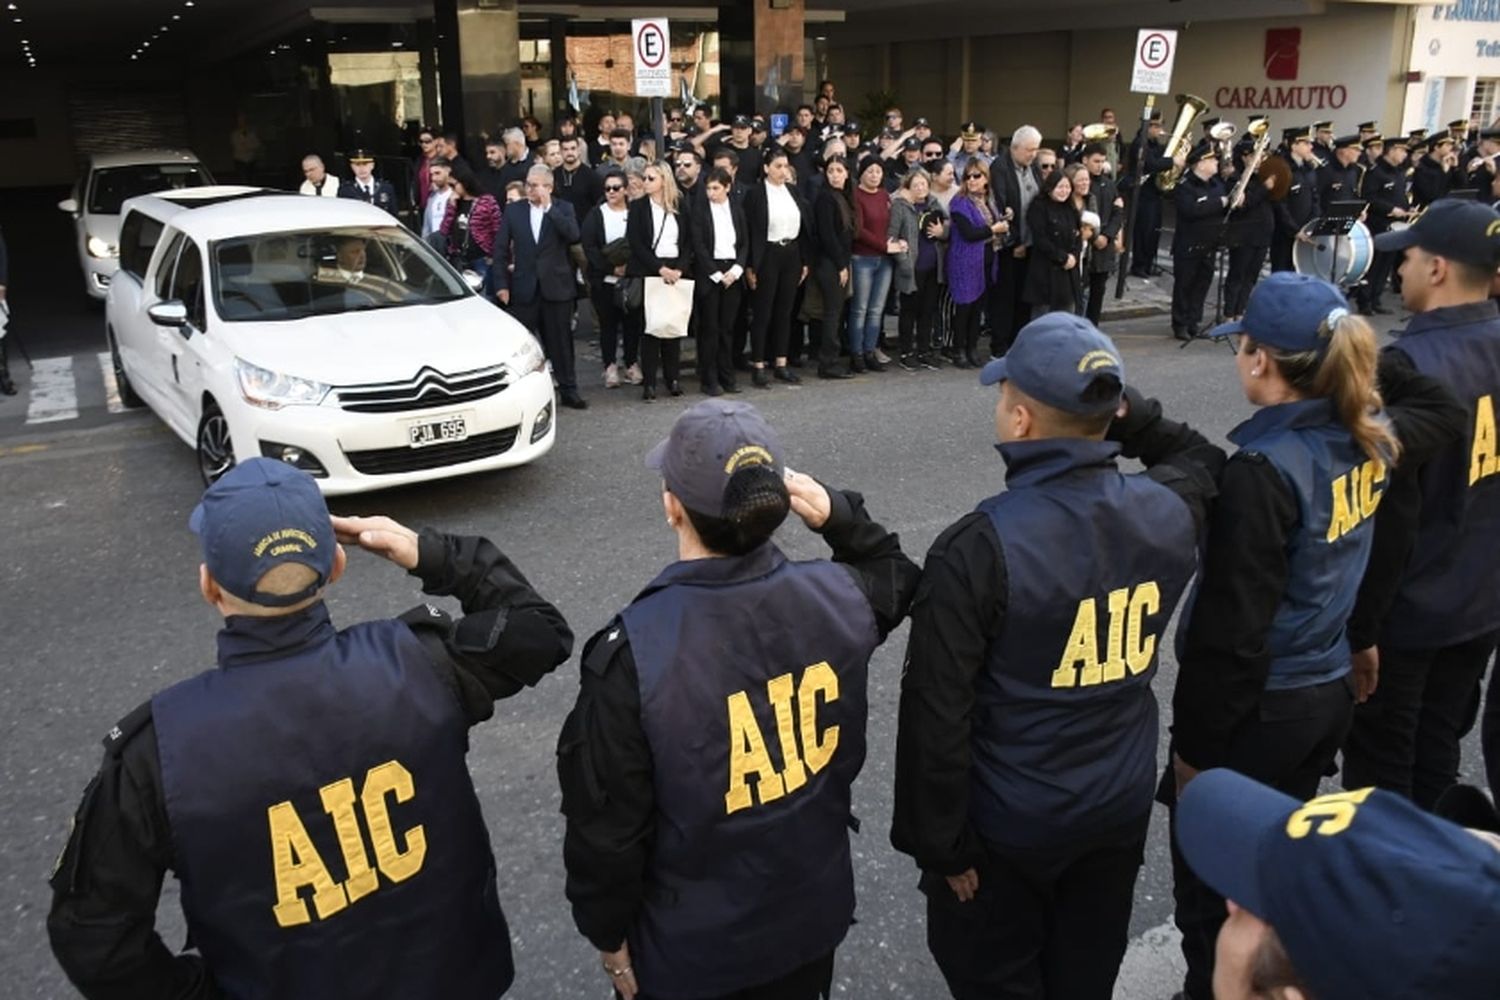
[{"left": 0, "top": 340, "right": 15, "bottom": 396}]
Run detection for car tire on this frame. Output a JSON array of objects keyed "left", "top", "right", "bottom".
[
  {"left": 106, "top": 329, "right": 145, "bottom": 409},
  {"left": 196, "top": 401, "right": 236, "bottom": 485}
]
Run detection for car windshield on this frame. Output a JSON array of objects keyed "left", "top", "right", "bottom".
[
  {"left": 87, "top": 164, "right": 211, "bottom": 215},
  {"left": 211, "top": 226, "right": 470, "bottom": 322}
]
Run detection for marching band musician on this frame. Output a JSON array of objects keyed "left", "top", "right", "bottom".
[
  {"left": 1357, "top": 135, "right": 1412, "bottom": 316},
  {"left": 1223, "top": 137, "right": 1275, "bottom": 321},
  {"left": 1462, "top": 127, "right": 1500, "bottom": 195},
  {"left": 1126, "top": 111, "right": 1173, "bottom": 280},
  {"left": 1358, "top": 124, "right": 1383, "bottom": 168},
  {"left": 1450, "top": 117, "right": 1473, "bottom": 152},
  {"left": 1318, "top": 134, "right": 1366, "bottom": 209},
  {"left": 1412, "top": 135, "right": 1464, "bottom": 210},
  {"left": 1170, "top": 140, "right": 1229, "bottom": 342},
  {"left": 1312, "top": 120, "right": 1336, "bottom": 164},
  {"left": 1271, "top": 126, "right": 1321, "bottom": 273}
]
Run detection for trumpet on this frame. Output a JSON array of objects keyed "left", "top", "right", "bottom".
[{"left": 1156, "top": 93, "right": 1211, "bottom": 192}]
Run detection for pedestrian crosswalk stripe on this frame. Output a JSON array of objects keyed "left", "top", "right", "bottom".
[
  {"left": 97, "top": 351, "right": 125, "bottom": 414},
  {"left": 25, "top": 357, "right": 78, "bottom": 424}
]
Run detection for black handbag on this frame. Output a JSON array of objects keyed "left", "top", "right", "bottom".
[{"left": 615, "top": 276, "right": 644, "bottom": 311}]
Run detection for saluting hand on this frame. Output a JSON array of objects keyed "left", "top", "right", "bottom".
[
  {"left": 784, "top": 470, "right": 832, "bottom": 530},
  {"left": 331, "top": 515, "right": 420, "bottom": 571},
  {"left": 1172, "top": 751, "right": 1200, "bottom": 797}
]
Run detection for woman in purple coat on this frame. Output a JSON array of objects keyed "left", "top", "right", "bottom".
[{"left": 945, "top": 160, "right": 1009, "bottom": 368}]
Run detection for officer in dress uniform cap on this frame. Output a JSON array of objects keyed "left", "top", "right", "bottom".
[
  {"left": 959, "top": 120, "right": 983, "bottom": 139},
  {"left": 1177, "top": 770, "right": 1500, "bottom": 1000},
  {"left": 1358, "top": 121, "right": 1379, "bottom": 133},
  {"left": 1409, "top": 127, "right": 1429, "bottom": 144},
  {"left": 1333, "top": 133, "right": 1362, "bottom": 150},
  {"left": 1199, "top": 116, "right": 1220, "bottom": 133},
  {"left": 1313, "top": 119, "right": 1334, "bottom": 131},
  {"left": 1282, "top": 125, "right": 1311, "bottom": 144},
  {"left": 1150, "top": 108, "right": 1164, "bottom": 123},
  {"left": 562, "top": 401, "right": 920, "bottom": 1000},
  {"left": 1450, "top": 117, "right": 1471, "bottom": 132},
  {"left": 1361, "top": 132, "right": 1385, "bottom": 149},
  {"left": 348, "top": 148, "right": 375, "bottom": 163},
  {"left": 1482, "top": 127, "right": 1500, "bottom": 141},
  {"left": 1387, "top": 134, "right": 1411, "bottom": 149},
  {"left": 1184, "top": 138, "right": 1217, "bottom": 165},
  {"left": 46, "top": 460, "right": 574, "bottom": 997},
  {"left": 897, "top": 309, "right": 1223, "bottom": 999}
]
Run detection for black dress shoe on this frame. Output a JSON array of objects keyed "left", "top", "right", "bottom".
[
  {"left": 817, "top": 366, "right": 854, "bottom": 380},
  {"left": 751, "top": 367, "right": 771, "bottom": 388},
  {"left": 787, "top": 357, "right": 806, "bottom": 368},
  {"left": 642, "top": 386, "right": 657, "bottom": 402},
  {"left": 864, "top": 353, "right": 887, "bottom": 372},
  {"left": 722, "top": 380, "right": 743, "bottom": 394},
  {"left": 704, "top": 383, "right": 724, "bottom": 397},
  {"left": 668, "top": 380, "right": 684, "bottom": 397},
  {"left": 1173, "top": 327, "right": 1193, "bottom": 342},
  {"left": 560, "top": 392, "right": 589, "bottom": 410},
  {"left": 773, "top": 366, "right": 801, "bottom": 384}
]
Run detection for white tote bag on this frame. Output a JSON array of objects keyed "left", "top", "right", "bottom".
[{"left": 643, "top": 276, "right": 695, "bottom": 339}]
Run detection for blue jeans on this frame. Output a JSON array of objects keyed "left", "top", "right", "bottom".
[{"left": 848, "top": 255, "right": 893, "bottom": 356}]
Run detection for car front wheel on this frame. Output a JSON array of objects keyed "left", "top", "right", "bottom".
[
  {"left": 106, "top": 329, "right": 145, "bottom": 409},
  {"left": 196, "top": 401, "right": 236, "bottom": 485}
]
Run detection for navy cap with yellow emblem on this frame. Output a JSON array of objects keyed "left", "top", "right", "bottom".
[
  {"left": 1209, "top": 271, "right": 1352, "bottom": 356},
  {"left": 1177, "top": 769, "right": 1500, "bottom": 1000},
  {"left": 1374, "top": 197, "right": 1500, "bottom": 269},
  {"left": 979, "top": 313, "right": 1124, "bottom": 417},
  {"left": 348, "top": 149, "right": 375, "bottom": 164},
  {"left": 188, "top": 458, "right": 336, "bottom": 607},
  {"left": 645, "top": 400, "right": 786, "bottom": 518}
]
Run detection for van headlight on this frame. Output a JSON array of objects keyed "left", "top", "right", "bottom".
[
  {"left": 508, "top": 336, "right": 546, "bottom": 377},
  {"left": 86, "top": 235, "right": 118, "bottom": 259},
  {"left": 235, "top": 358, "right": 331, "bottom": 409}
]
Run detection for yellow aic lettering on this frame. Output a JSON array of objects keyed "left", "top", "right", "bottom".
[
  {"left": 1051, "top": 582, "right": 1162, "bottom": 689},
  {"left": 1285, "top": 787, "right": 1375, "bottom": 839},
  {"left": 725, "top": 662, "right": 841, "bottom": 815},
  {"left": 1327, "top": 459, "right": 1387, "bottom": 543},
  {"left": 1472, "top": 395, "right": 1497, "bottom": 486},
  {"left": 266, "top": 759, "right": 426, "bottom": 928}
]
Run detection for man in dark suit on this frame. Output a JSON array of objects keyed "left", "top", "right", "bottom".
[
  {"left": 988, "top": 125, "right": 1045, "bottom": 357},
  {"left": 337, "top": 151, "right": 398, "bottom": 216},
  {"left": 495, "top": 164, "right": 587, "bottom": 410}
]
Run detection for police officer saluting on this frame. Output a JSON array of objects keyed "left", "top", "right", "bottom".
[
  {"left": 47, "top": 459, "right": 574, "bottom": 999},
  {"left": 1160, "top": 272, "right": 1464, "bottom": 1000},
  {"left": 558, "top": 399, "right": 919, "bottom": 1000},
  {"left": 892, "top": 314, "right": 1223, "bottom": 1000},
  {"left": 1344, "top": 199, "right": 1500, "bottom": 808}
]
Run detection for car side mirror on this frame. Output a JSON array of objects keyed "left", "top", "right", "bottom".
[
  {"left": 147, "top": 301, "right": 189, "bottom": 328},
  {"left": 58, "top": 198, "right": 79, "bottom": 215},
  {"left": 461, "top": 269, "right": 485, "bottom": 291}
]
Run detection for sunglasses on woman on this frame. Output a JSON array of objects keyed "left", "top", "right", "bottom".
[
  {"left": 604, "top": 184, "right": 624, "bottom": 192},
  {"left": 966, "top": 173, "right": 985, "bottom": 180}
]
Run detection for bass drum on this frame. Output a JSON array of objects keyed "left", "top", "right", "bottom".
[{"left": 1294, "top": 220, "right": 1374, "bottom": 286}]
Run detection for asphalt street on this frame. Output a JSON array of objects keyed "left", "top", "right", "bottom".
[{"left": 0, "top": 193, "right": 1489, "bottom": 1000}]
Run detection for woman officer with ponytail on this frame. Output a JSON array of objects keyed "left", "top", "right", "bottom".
[
  {"left": 557, "top": 399, "right": 919, "bottom": 1000},
  {"left": 1162, "top": 272, "right": 1466, "bottom": 1000}
]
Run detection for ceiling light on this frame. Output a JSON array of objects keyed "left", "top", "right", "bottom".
[
  {"left": 171, "top": 13, "right": 180, "bottom": 19},
  {"left": 184, "top": 1, "right": 194, "bottom": 6},
  {"left": 5, "top": 3, "right": 16, "bottom": 9}
]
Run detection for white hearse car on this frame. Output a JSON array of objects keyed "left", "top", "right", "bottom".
[
  {"left": 104, "top": 188, "right": 555, "bottom": 494},
  {"left": 60, "top": 149, "right": 213, "bottom": 299}
]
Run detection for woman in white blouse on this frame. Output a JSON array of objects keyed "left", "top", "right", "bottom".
[
  {"left": 689, "top": 167, "right": 750, "bottom": 396},
  {"left": 627, "top": 164, "right": 695, "bottom": 402},
  {"left": 581, "top": 169, "right": 641, "bottom": 388},
  {"left": 743, "top": 148, "right": 812, "bottom": 388}
]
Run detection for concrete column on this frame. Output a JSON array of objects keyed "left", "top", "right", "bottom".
[{"left": 718, "top": 0, "right": 806, "bottom": 114}]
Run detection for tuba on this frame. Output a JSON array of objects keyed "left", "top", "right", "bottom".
[
  {"left": 1083, "top": 122, "right": 1118, "bottom": 143},
  {"left": 1156, "top": 93, "right": 1210, "bottom": 192}
]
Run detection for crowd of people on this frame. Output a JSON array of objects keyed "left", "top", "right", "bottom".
[{"left": 37, "top": 80, "right": 1500, "bottom": 1000}]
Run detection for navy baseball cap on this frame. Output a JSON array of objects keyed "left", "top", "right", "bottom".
[
  {"left": 1177, "top": 769, "right": 1500, "bottom": 1000},
  {"left": 979, "top": 313, "right": 1124, "bottom": 416},
  {"left": 645, "top": 400, "right": 785, "bottom": 518},
  {"left": 188, "top": 458, "right": 336, "bottom": 607},
  {"left": 1374, "top": 197, "right": 1500, "bottom": 269},
  {"left": 1207, "top": 271, "right": 1351, "bottom": 355}
]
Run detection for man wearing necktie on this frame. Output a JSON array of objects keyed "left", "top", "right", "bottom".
[{"left": 338, "top": 150, "right": 397, "bottom": 216}]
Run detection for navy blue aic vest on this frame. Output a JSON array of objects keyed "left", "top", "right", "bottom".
[
  {"left": 1384, "top": 301, "right": 1500, "bottom": 648},
  {"left": 151, "top": 604, "right": 512, "bottom": 1000},
  {"left": 973, "top": 439, "right": 1197, "bottom": 851},
  {"left": 1206, "top": 398, "right": 1387, "bottom": 688},
  {"left": 620, "top": 543, "right": 878, "bottom": 1000}
]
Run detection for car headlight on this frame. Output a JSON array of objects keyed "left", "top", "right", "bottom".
[
  {"left": 234, "top": 358, "right": 331, "bottom": 410},
  {"left": 86, "top": 235, "right": 118, "bottom": 259},
  {"left": 507, "top": 336, "right": 546, "bottom": 378}
]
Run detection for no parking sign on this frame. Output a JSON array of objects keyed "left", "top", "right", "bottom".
[
  {"left": 632, "top": 19, "right": 673, "bottom": 98},
  {"left": 1131, "top": 29, "right": 1177, "bottom": 95}
]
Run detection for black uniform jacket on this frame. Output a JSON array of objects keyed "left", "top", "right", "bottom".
[
  {"left": 46, "top": 533, "right": 574, "bottom": 1000},
  {"left": 1170, "top": 355, "right": 1466, "bottom": 770},
  {"left": 556, "top": 488, "right": 920, "bottom": 952},
  {"left": 890, "top": 393, "right": 1225, "bottom": 876}
]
